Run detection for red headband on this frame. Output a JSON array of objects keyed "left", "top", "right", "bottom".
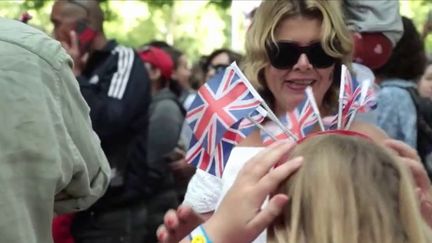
[{"left": 296, "top": 130, "right": 371, "bottom": 144}]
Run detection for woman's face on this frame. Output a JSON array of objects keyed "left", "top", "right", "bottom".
[
  {"left": 264, "top": 16, "right": 335, "bottom": 115},
  {"left": 172, "top": 55, "right": 192, "bottom": 89},
  {"left": 418, "top": 64, "right": 432, "bottom": 100},
  {"left": 205, "top": 52, "right": 230, "bottom": 81}
]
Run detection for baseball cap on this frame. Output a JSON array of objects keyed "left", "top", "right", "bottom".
[{"left": 138, "top": 46, "right": 174, "bottom": 80}]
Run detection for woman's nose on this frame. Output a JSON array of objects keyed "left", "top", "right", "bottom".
[{"left": 292, "top": 53, "right": 313, "bottom": 71}]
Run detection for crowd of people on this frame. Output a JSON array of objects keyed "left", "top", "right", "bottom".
[{"left": 0, "top": 0, "right": 432, "bottom": 243}]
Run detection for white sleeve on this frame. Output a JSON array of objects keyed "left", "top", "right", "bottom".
[{"left": 182, "top": 169, "right": 222, "bottom": 213}]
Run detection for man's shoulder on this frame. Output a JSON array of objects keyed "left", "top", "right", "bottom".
[
  {"left": 108, "top": 41, "right": 136, "bottom": 55},
  {"left": 0, "top": 18, "right": 67, "bottom": 70}
]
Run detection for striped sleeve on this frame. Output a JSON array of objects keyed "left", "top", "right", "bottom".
[{"left": 108, "top": 46, "right": 134, "bottom": 100}]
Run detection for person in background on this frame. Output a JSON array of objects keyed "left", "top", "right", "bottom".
[
  {"left": 419, "top": 59, "right": 432, "bottom": 100},
  {"left": 141, "top": 41, "right": 196, "bottom": 202},
  {"left": 138, "top": 46, "right": 186, "bottom": 242},
  {"left": 374, "top": 17, "right": 427, "bottom": 150},
  {"left": 203, "top": 48, "right": 243, "bottom": 82},
  {"left": 343, "top": 0, "right": 403, "bottom": 70},
  {"left": 145, "top": 41, "right": 193, "bottom": 109},
  {"left": 0, "top": 17, "right": 110, "bottom": 243},
  {"left": 50, "top": 0, "right": 152, "bottom": 242}
]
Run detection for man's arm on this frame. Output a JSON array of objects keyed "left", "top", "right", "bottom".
[{"left": 54, "top": 52, "right": 111, "bottom": 213}]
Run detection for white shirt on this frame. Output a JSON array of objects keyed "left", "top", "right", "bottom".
[{"left": 183, "top": 147, "right": 266, "bottom": 243}]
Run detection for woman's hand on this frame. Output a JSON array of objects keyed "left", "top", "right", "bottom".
[
  {"left": 204, "top": 141, "right": 303, "bottom": 243},
  {"left": 156, "top": 205, "right": 205, "bottom": 243},
  {"left": 384, "top": 139, "right": 432, "bottom": 227}
]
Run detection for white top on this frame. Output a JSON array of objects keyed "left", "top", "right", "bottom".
[{"left": 183, "top": 147, "right": 266, "bottom": 243}]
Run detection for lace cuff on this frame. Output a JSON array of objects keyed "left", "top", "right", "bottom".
[{"left": 183, "top": 169, "right": 222, "bottom": 213}]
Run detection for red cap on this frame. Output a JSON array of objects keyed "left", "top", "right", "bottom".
[{"left": 138, "top": 47, "right": 173, "bottom": 80}]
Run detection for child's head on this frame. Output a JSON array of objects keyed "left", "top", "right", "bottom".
[{"left": 268, "top": 134, "right": 431, "bottom": 243}]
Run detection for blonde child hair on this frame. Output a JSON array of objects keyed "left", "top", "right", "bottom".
[{"left": 268, "top": 134, "right": 432, "bottom": 243}]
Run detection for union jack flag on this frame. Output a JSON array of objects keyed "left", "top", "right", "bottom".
[
  {"left": 262, "top": 96, "right": 318, "bottom": 145},
  {"left": 185, "top": 62, "right": 264, "bottom": 176},
  {"left": 186, "top": 62, "right": 262, "bottom": 157},
  {"left": 186, "top": 107, "right": 267, "bottom": 177},
  {"left": 327, "top": 65, "right": 377, "bottom": 129}
]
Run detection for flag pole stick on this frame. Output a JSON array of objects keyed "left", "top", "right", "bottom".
[
  {"left": 259, "top": 102, "right": 298, "bottom": 141},
  {"left": 337, "top": 65, "right": 347, "bottom": 129},
  {"left": 232, "top": 62, "right": 298, "bottom": 141},
  {"left": 246, "top": 116, "right": 277, "bottom": 142},
  {"left": 305, "top": 86, "right": 325, "bottom": 131}
]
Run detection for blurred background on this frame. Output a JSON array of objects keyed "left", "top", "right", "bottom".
[{"left": 1, "top": 0, "right": 431, "bottom": 62}]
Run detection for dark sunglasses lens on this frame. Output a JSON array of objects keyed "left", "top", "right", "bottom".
[
  {"left": 267, "top": 42, "right": 299, "bottom": 69},
  {"left": 267, "top": 42, "right": 336, "bottom": 69},
  {"left": 307, "top": 43, "right": 336, "bottom": 68}
]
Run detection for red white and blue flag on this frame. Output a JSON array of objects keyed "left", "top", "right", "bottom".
[
  {"left": 185, "top": 62, "right": 264, "bottom": 177},
  {"left": 262, "top": 96, "right": 318, "bottom": 145},
  {"left": 327, "top": 65, "right": 377, "bottom": 129}
]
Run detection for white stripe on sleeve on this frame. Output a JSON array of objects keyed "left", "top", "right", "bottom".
[{"left": 108, "top": 46, "right": 134, "bottom": 99}]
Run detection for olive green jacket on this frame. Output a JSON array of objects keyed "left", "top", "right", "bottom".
[{"left": 0, "top": 18, "right": 110, "bottom": 243}]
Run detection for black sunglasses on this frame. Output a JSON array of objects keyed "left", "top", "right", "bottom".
[
  {"left": 208, "top": 64, "right": 229, "bottom": 73},
  {"left": 266, "top": 41, "right": 337, "bottom": 69}
]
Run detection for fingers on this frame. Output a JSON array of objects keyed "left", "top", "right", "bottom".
[
  {"left": 383, "top": 139, "right": 420, "bottom": 162},
  {"left": 156, "top": 225, "right": 171, "bottom": 243},
  {"left": 158, "top": 205, "right": 204, "bottom": 243},
  {"left": 256, "top": 156, "right": 303, "bottom": 196},
  {"left": 81, "top": 52, "right": 89, "bottom": 64},
  {"left": 164, "top": 209, "right": 179, "bottom": 230},
  {"left": 241, "top": 141, "right": 296, "bottom": 181},
  {"left": 383, "top": 139, "right": 431, "bottom": 192},
  {"left": 60, "top": 41, "right": 70, "bottom": 50},
  {"left": 247, "top": 194, "right": 289, "bottom": 235},
  {"left": 176, "top": 205, "right": 205, "bottom": 233},
  {"left": 69, "top": 30, "right": 80, "bottom": 53},
  {"left": 157, "top": 206, "right": 200, "bottom": 243},
  {"left": 403, "top": 157, "right": 431, "bottom": 191}
]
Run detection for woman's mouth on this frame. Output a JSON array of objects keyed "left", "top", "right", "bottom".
[{"left": 283, "top": 80, "right": 316, "bottom": 92}]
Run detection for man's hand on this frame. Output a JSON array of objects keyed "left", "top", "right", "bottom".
[{"left": 61, "top": 30, "right": 88, "bottom": 76}]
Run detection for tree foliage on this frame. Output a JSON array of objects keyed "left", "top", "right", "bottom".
[{"left": 7, "top": 0, "right": 432, "bottom": 60}]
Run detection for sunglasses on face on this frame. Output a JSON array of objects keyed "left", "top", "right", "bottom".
[
  {"left": 266, "top": 41, "right": 337, "bottom": 69},
  {"left": 208, "top": 64, "right": 229, "bottom": 73}
]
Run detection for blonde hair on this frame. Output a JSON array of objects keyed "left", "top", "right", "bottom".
[
  {"left": 268, "top": 134, "right": 432, "bottom": 243},
  {"left": 243, "top": 0, "right": 352, "bottom": 110}
]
